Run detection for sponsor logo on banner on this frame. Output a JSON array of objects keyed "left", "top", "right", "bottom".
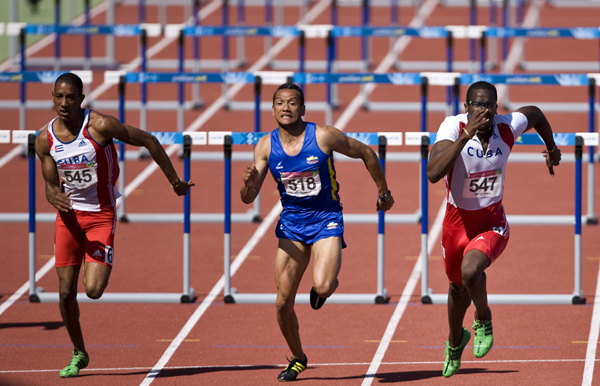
[
  {"left": 36, "top": 71, "right": 62, "bottom": 83},
  {"left": 386, "top": 73, "right": 419, "bottom": 85},
  {"left": 570, "top": 28, "right": 598, "bottom": 39},
  {"left": 554, "top": 74, "right": 586, "bottom": 87},
  {"left": 346, "top": 132, "right": 372, "bottom": 145},
  {"left": 220, "top": 72, "right": 250, "bottom": 85}
]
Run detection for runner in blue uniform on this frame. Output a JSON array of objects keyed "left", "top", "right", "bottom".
[{"left": 241, "top": 83, "right": 394, "bottom": 382}]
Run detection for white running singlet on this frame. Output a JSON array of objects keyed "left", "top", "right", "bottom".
[
  {"left": 47, "top": 109, "right": 121, "bottom": 211},
  {"left": 434, "top": 112, "right": 528, "bottom": 211}
]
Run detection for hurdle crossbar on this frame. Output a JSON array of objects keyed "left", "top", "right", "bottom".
[{"left": 405, "top": 131, "right": 600, "bottom": 305}]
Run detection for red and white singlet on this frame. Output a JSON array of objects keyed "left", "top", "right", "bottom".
[
  {"left": 47, "top": 109, "right": 121, "bottom": 211},
  {"left": 434, "top": 112, "right": 529, "bottom": 211}
]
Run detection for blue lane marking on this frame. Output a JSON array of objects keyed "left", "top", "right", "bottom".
[{"left": 3, "top": 344, "right": 138, "bottom": 348}]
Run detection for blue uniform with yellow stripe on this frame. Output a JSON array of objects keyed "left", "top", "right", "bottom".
[{"left": 268, "top": 123, "right": 346, "bottom": 247}]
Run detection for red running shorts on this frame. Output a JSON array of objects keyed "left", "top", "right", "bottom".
[
  {"left": 54, "top": 206, "right": 116, "bottom": 268},
  {"left": 441, "top": 201, "right": 509, "bottom": 285}
]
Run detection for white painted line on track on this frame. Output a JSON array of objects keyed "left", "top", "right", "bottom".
[
  {"left": 139, "top": 201, "right": 283, "bottom": 385},
  {"left": 0, "top": 257, "right": 55, "bottom": 317},
  {"left": 139, "top": 1, "right": 440, "bottom": 383},
  {"left": 0, "top": 0, "right": 223, "bottom": 171},
  {"left": 582, "top": 261, "right": 600, "bottom": 386},
  {"left": 361, "top": 198, "right": 446, "bottom": 386},
  {"left": 0, "top": 146, "right": 23, "bottom": 169}
]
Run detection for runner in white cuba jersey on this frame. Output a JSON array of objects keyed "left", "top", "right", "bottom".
[
  {"left": 35, "top": 73, "right": 194, "bottom": 379},
  {"left": 426, "top": 81, "right": 562, "bottom": 378},
  {"left": 47, "top": 109, "right": 120, "bottom": 211},
  {"left": 436, "top": 111, "right": 528, "bottom": 210}
]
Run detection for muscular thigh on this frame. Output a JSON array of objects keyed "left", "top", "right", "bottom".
[
  {"left": 312, "top": 237, "right": 342, "bottom": 280},
  {"left": 275, "top": 238, "right": 311, "bottom": 292}
]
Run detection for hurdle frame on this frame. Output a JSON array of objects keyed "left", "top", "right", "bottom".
[
  {"left": 211, "top": 131, "right": 412, "bottom": 305},
  {"left": 20, "top": 132, "right": 198, "bottom": 303},
  {"left": 405, "top": 131, "right": 600, "bottom": 305}
]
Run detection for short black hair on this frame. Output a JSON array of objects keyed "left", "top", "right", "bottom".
[
  {"left": 466, "top": 81, "right": 497, "bottom": 104},
  {"left": 54, "top": 72, "right": 83, "bottom": 95},
  {"left": 273, "top": 83, "right": 304, "bottom": 106}
]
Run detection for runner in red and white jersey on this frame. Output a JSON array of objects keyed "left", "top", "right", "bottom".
[
  {"left": 427, "top": 81, "right": 562, "bottom": 378},
  {"left": 46, "top": 109, "right": 120, "bottom": 211},
  {"left": 34, "top": 73, "right": 194, "bottom": 378}
]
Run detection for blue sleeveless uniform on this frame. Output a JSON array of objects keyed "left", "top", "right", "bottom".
[{"left": 268, "top": 122, "right": 346, "bottom": 247}]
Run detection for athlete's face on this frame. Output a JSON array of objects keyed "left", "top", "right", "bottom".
[
  {"left": 272, "top": 89, "right": 305, "bottom": 128},
  {"left": 464, "top": 88, "right": 497, "bottom": 123},
  {"left": 53, "top": 82, "right": 85, "bottom": 122}
]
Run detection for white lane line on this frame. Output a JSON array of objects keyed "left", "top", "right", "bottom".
[
  {"left": 0, "top": 257, "right": 55, "bottom": 317},
  {"left": 361, "top": 1, "right": 543, "bottom": 383},
  {"left": 140, "top": 0, "right": 438, "bottom": 383},
  {"left": 0, "top": 1, "right": 110, "bottom": 72},
  {"left": 582, "top": 261, "right": 600, "bottom": 386},
  {"left": 138, "top": 2, "right": 333, "bottom": 383},
  {"left": 361, "top": 199, "right": 446, "bottom": 386},
  {"left": 139, "top": 202, "right": 282, "bottom": 385},
  {"left": 0, "top": 0, "right": 223, "bottom": 171},
  {"left": 2, "top": 357, "right": 597, "bottom": 374},
  {"left": 0, "top": 146, "right": 23, "bottom": 169}
]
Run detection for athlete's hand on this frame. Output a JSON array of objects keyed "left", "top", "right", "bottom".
[
  {"left": 543, "top": 146, "right": 561, "bottom": 176},
  {"left": 376, "top": 195, "right": 394, "bottom": 212},
  {"left": 465, "top": 108, "right": 491, "bottom": 137},
  {"left": 173, "top": 179, "right": 195, "bottom": 196},
  {"left": 242, "top": 164, "right": 260, "bottom": 189},
  {"left": 52, "top": 191, "right": 73, "bottom": 212}
]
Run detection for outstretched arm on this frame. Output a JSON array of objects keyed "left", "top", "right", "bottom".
[
  {"left": 91, "top": 112, "right": 194, "bottom": 195},
  {"left": 516, "top": 106, "right": 561, "bottom": 176},
  {"left": 35, "top": 129, "right": 73, "bottom": 212},
  {"left": 321, "top": 126, "right": 394, "bottom": 212},
  {"left": 240, "top": 135, "right": 270, "bottom": 204}
]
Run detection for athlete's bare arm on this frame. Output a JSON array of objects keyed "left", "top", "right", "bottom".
[
  {"left": 316, "top": 125, "right": 394, "bottom": 212},
  {"left": 241, "top": 135, "right": 271, "bottom": 204},
  {"left": 88, "top": 111, "right": 194, "bottom": 195},
  {"left": 516, "top": 106, "right": 561, "bottom": 176},
  {"left": 35, "top": 128, "right": 73, "bottom": 212}
]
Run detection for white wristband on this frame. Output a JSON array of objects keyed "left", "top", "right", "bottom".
[{"left": 171, "top": 178, "right": 182, "bottom": 188}]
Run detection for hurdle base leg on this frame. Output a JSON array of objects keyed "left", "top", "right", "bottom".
[
  {"left": 375, "top": 291, "right": 390, "bottom": 304},
  {"left": 572, "top": 291, "right": 585, "bottom": 305},
  {"left": 585, "top": 215, "right": 598, "bottom": 225},
  {"left": 180, "top": 288, "right": 196, "bottom": 304},
  {"left": 119, "top": 215, "right": 130, "bottom": 223}
]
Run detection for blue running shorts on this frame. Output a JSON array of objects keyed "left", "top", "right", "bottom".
[{"left": 276, "top": 211, "right": 347, "bottom": 248}]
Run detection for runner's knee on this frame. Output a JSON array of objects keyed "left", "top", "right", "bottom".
[
  {"left": 58, "top": 287, "right": 78, "bottom": 304},
  {"left": 85, "top": 283, "right": 106, "bottom": 300},
  {"left": 461, "top": 265, "right": 484, "bottom": 288},
  {"left": 312, "top": 279, "right": 336, "bottom": 299}
]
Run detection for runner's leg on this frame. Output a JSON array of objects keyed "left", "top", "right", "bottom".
[
  {"left": 311, "top": 236, "right": 342, "bottom": 298},
  {"left": 57, "top": 265, "right": 86, "bottom": 353},
  {"left": 275, "top": 238, "right": 311, "bottom": 360},
  {"left": 461, "top": 250, "right": 491, "bottom": 320},
  {"left": 447, "top": 282, "right": 471, "bottom": 347}
]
